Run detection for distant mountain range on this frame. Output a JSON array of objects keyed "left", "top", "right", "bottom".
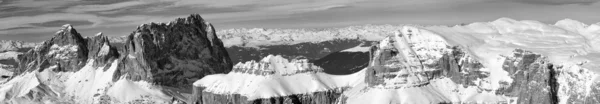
[{"left": 0, "top": 15, "right": 599, "bottom": 104}]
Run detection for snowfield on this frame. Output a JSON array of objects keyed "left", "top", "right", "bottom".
[
  {"left": 0, "top": 17, "right": 598, "bottom": 103},
  {"left": 0, "top": 60, "right": 171, "bottom": 103},
  {"left": 194, "top": 55, "right": 365, "bottom": 100}
]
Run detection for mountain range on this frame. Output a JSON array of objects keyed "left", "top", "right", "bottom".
[{"left": 0, "top": 14, "right": 598, "bottom": 104}]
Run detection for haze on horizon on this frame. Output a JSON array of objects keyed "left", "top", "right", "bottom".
[{"left": 0, "top": 0, "right": 599, "bottom": 42}]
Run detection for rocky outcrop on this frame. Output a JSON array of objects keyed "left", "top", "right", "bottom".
[
  {"left": 192, "top": 86, "right": 344, "bottom": 104},
  {"left": 231, "top": 55, "right": 323, "bottom": 76},
  {"left": 431, "top": 47, "right": 488, "bottom": 86},
  {"left": 16, "top": 24, "right": 120, "bottom": 74},
  {"left": 364, "top": 27, "right": 453, "bottom": 88},
  {"left": 86, "top": 33, "right": 120, "bottom": 68},
  {"left": 497, "top": 49, "right": 559, "bottom": 104},
  {"left": 190, "top": 54, "right": 354, "bottom": 104},
  {"left": 116, "top": 14, "right": 233, "bottom": 89},
  {"left": 1, "top": 14, "right": 233, "bottom": 103}
]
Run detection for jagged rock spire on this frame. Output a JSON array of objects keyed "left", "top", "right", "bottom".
[
  {"left": 117, "top": 14, "right": 233, "bottom": 89},
  {"left": 16, "top": 24, "right": 120, "bottom": 74}
]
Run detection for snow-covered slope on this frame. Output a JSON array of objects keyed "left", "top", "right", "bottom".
[
  {"left": 194, "top": 55, "right": 364, "bottom": 100},
  {"left": 0, "top": 60, "right": 171, "bottom": 103},
  {"left": 426, "top": 18, "right": 600, "bottom": 73},
  {"left": 337, "top": 26, "right": 515, "bottom": 104},
  {"left": 195, "top": 18, "right": 600, "bottom": 104}
]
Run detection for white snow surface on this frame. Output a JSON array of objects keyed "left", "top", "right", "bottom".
[
  {"left": 341, "top": 43, "right": 370, "bottom": 52},
  {"left": 0, "top": 60, "right": 171, "bottom": 103},
  {"left": 342, "top": 78, "right": 512, "bottom": 104},
  {"left": 426, "top": 18, "right": 600, "bottom": 73},
  {"left": 0, "top": 51, "right": 20, "bottom": 60},
  {"left": 0, "top": 67, "right": 12, "bottom": 84},
  {"left": 194, "top": 55, "right": 365, "bottom": 100}
]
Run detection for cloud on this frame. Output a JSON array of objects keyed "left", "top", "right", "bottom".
[
  {"left": 0, "top": 13, "right": 162, "bottom": 35},
  {"left": 3, "top": 0, "right": 81, "bottom": 9},
  {"left": 63, "top": 1, "right": 148, "bottom": 13},
  {"left": 2, "top": 0, "right": 600, "bottom": 42},
  {"left": 512, "top": 0, "right": 600, "bottom": 5}
]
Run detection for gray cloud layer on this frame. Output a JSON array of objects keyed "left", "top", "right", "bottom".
[
  {"left": 514, "top": 0, "right": 599, "bottom": 5},
  {"left": 0, "top": 0, "right": 599, "bottom": 42}
]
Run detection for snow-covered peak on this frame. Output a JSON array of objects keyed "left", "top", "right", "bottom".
[
  {"left": 366, "top": 26, "right": 453, "bottom": 88},
  {"left": 491, "top": 17, "right": 520, "bottom": 25},
  {"left": 95, "top": 32, "right": 103, "bottom": 36},
  {"left": 56, "top": 24, "right": 75, "bottom": 34},
  {"left": 374, "top": 26, "right": 450, "bottom": 65}
]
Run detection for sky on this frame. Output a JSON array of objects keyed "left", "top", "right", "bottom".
[{"left": 0, "top": 0, "right": 599, "bottom": 42}]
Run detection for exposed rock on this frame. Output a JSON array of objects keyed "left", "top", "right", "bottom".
[
  {"left": 85, "top": 33, "right": 120, "bottom": 68},
  {"left": 190, "top": 54, "right": 358, "bottom": 104},
  {"left": 1, "top": 14, "right": 232, "bottom": 103},
  {"left": 15, "top": 25, "right": 120, "bottom": 74},
  {"left": 431, "top": 47, "right": 488, "bottom": 86},
  {"left": 497, "top": 49, "right": 559, "bottom": 104},
  {"left": 16, "top": 24, "right": 90, "bottom": 74},
  {"left": 116, "top": 14, "right": 233, "bottom": 89},
  {"left": 192, "top": 86, "right": 343, "bottom": 104},
  {"left": 364, "top": 27, "right": 450, "bottom": 88}
]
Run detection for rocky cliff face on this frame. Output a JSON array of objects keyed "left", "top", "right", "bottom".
[
  {"left": 116, "top": 14, "right": 232, "bottom": 89},
  {"left": 0, "top": 14, "right": 233, "bottom": 103},
  {"left": 190, "top": 54, "right": 357, "bottom": 104},
  {"left": 193, "top": 87, "right": 344, "bottom": 104},
  {"left": 16, "top": 24, "right": 119, "bottom": 74},
  {"left": 496, "top": 49, "right": 559, "bottom": 104}
]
